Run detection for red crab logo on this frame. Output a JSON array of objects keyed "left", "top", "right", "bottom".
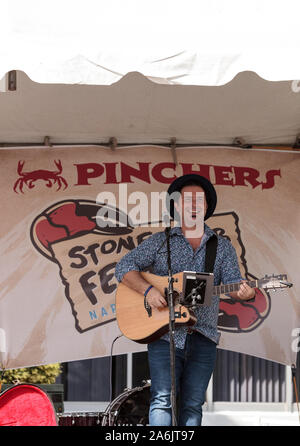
[{"left": 13, "top": 160, "right": 68, "bottom": 194}]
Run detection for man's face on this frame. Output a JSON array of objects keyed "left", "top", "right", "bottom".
[{"left": 174, "top": 185, "right": 208, "bottom": 235}]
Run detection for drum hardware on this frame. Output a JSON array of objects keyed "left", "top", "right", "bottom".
[
  {"left": 56, "top": 381, "right": 151, "bottom": 426},
  {"left": 101, "top": 382, "right": 150, "bottom": 426}
]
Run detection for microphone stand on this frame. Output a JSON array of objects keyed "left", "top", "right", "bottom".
[{"left": 165, "top": 226, "right": 177, "bottom": 426}]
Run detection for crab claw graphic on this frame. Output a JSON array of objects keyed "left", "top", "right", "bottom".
[{"left": 218, "top": 288, "right": 270, "bottom": 332}]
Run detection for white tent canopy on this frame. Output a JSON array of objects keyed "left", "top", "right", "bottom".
[
  {"left": 0, "top": 70, "right": 299, "bottom": 146},
  {"left": 2, "top": 0, "right": 300, "bottom": 87}
]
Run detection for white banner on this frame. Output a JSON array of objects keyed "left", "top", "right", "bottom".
[{"left": 0, "top": 145, "right": 299, "bottom": 368}]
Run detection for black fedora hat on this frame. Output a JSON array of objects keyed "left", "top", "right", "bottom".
[{"left": 166, "top": 174, "right": 217, "bottom": 221}]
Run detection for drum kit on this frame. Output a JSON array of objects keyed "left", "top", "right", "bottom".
[{"left": 0, "top": 381, "right": 151, "bottom": 426}]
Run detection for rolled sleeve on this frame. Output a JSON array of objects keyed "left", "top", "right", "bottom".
[{"left": 115, "top": 232, "right": 162, "bottom": 282}]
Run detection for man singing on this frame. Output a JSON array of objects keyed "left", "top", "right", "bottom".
[{"left": 115, "top": 174, "right": 255, "bottom": 426}]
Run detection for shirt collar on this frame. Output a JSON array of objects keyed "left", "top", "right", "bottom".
[{"left": 170, "top": 223, "right": 215, "bottom": 240}]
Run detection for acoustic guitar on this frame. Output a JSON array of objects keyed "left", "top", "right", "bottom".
[{"left": 116, "top": 272, "right": 292, "bottom": 344}]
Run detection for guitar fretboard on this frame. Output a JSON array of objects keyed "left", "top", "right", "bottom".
[{"left": 214, "top": 280, "right": 258, "bottom": 296}]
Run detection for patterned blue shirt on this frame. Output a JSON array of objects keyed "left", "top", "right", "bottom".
[{"left": 115, "top": 224, "right": 242, "bottom": 348}]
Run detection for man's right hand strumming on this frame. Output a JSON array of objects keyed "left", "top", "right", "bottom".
[
  {"left": 144, "top": 286, "right": 167, "bottom": 309},
  {"left": 121, "top": 270, "right": 167, "bottom": 309}
]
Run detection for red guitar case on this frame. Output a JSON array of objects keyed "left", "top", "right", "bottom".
[{"left": 0, "top": 383, "right": 58, "bottom": 426}]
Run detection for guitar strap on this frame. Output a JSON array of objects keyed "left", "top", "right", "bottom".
[{"left": 204, "top": 233, "right": 218, "bottom": 273}]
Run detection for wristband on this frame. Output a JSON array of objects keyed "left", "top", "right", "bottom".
[{"left": 144, "top": 285, "right": 153, "bottom": 298}]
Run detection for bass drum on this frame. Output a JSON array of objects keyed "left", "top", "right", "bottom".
[{"left": 101, "top": 382, "right": 150, "bottom": 426}]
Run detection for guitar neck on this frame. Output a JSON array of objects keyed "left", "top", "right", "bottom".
[{"left": 214, "top": 279, "right": 258, "bottom": 296}]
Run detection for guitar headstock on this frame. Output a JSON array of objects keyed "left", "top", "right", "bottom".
[{"left": 259, "top": 274, "right": 293, "bottom": 291}]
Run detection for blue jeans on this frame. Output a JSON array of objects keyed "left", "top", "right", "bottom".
[{"left": 147, "top": 332, "right": 217, "bottom": 426}]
